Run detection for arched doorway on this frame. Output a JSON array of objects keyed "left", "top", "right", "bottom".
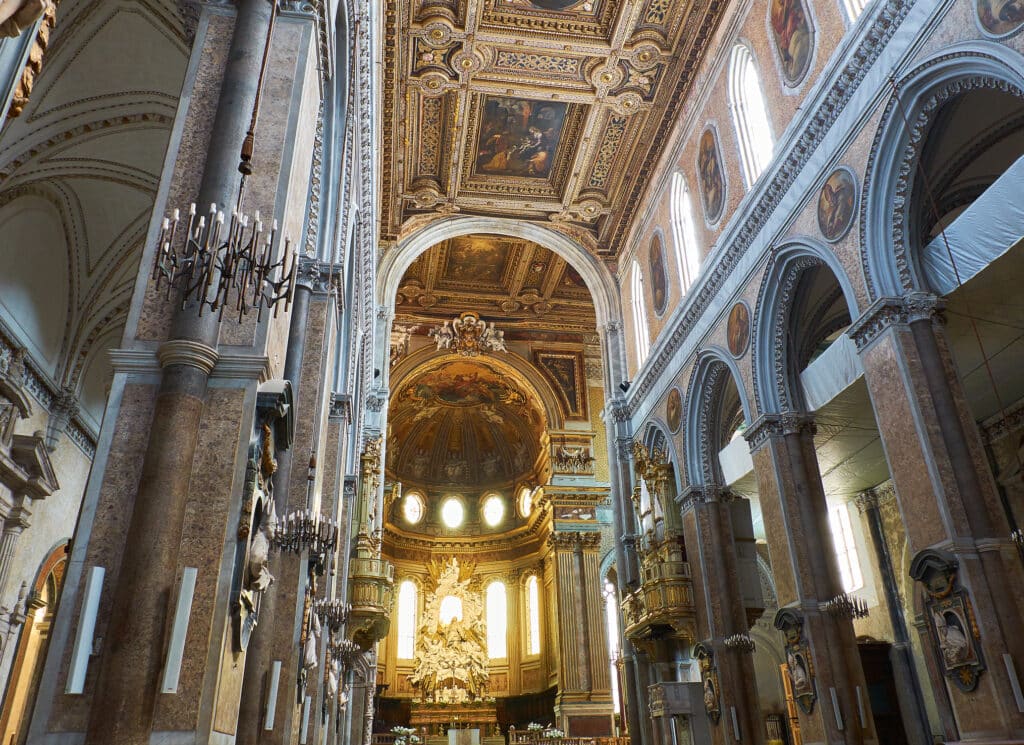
[{"left": 0, "top": 542, "right": 68, "bottom": 745}]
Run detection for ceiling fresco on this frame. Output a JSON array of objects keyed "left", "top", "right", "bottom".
[
  {"left": 394, "top": 234, "right": 597, "bottom": 335},
  {"left": 386, "top": 358, "right": 547, "bottom": 490},
  {"left": 380, "top": 0, "right": 729, "bottom": 256}
]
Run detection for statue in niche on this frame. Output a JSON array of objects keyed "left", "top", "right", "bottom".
[{"left": 248, "top": 501, "right": 278, "bottom": 593}]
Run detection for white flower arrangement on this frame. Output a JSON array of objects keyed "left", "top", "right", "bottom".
[
  {"left": 527, "top": 723, "right": 544, "bottom": 732},
  {"left": 542, "top": 728, "right": 565, "bottom": 740},
  {"left": 392, "top": 726, "right": 420, "bottom": 745}
]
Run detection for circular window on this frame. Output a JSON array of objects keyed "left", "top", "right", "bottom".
[
  {"left": 441, "top": 498, "right": 464, "bottom": 529},
  {"left": 482, "top": 495, "right": 505, "bottom": 527},
  {"left": 402, "top": 492, "right": 425, "bottom": 525},
  {"left": 518, "top": 486, "right": 534, "bottom": 518}
]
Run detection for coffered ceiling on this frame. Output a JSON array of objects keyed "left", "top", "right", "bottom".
[
  {"left": 394, "top": 234, "right": 597, "bottom": 335},
  {"left": 380, "top": 0, "right": 728, "bottom": 257}
]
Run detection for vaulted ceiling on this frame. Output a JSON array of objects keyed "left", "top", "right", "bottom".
[{"left": 379, "top": 0, "right": 728, "bottom": 257}]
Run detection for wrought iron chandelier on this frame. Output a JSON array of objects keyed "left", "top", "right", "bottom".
[
  {"left": 274, "top": 508, "right": 339, "bottom": 560},
  {"left": 151, "top": 0, "right": 297, "bottom": 323}
]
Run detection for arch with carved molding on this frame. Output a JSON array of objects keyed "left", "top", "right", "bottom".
[
  {"left": 682, "top": 347, "right": 754, "bottom": 488},
  {"left": 750, "top": 238, "right": 860, "bottom": 416},
  {"left": 859, "top": 42, "right": 1024, "bottom": 300}
]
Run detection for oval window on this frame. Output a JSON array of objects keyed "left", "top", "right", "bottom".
[
  {"left": 482, "top": 495, "right": 504, "bottom": 527},
  {"left": 441, "top": 497, "right": 464, "bottom": 529}
]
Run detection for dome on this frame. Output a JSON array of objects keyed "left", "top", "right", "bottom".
[{"left": 386, "top": 358, "right": 546, "bottom": 491}]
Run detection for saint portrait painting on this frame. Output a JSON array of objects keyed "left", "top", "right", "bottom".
[
  {"left": 649, "top": 233, "right": 669, "bottom": 316},
  {"left": 727, "top": 302, "right": 750, "bottom": 358},
  {"left": 977, "top": 0, "right": 1024, "bottom": 35},
  {"left": 666, "top": 388, "right": 682, "bottom": 434},
  {"left": 769, "top": 0, "right": 814, "bottom": 86},
  {"left": 817, "top": 168, "right": 857, "bottom": 242},
  {"left": 698, "top": 128, "right": 726, "bottom": 223},
  {"left": 475, "top": 96, "right": 568, "bottom": 179}
]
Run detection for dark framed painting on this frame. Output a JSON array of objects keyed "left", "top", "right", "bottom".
[
  {"left": 817, "top": 167, "right": 857, "bottom": 243},
  {"left": 649, "top": 233, "right": 669, "bottom": 316},
  {"left": 666, "top": 387, "right": 682, "bottom": 434},
  {"left": 534, "top": 350, "right": 587, "bottom": 419},
  {"left": 697, "top": 127, "right": 726, "bottom": 224},
  {"left": 769, "top": 0, "right": 814, "bottom": 86},
  {"left": 475, "top": 96, "right": 568, "bottom": 179},
  {"left": 727, "top": 302, "right": 750, "bottom": 358},
  {"left": 977, "top": 0, "right": 1024, "bottom": 36}
]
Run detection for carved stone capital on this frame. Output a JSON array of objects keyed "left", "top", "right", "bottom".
[
  {"left": 296, "top": 256, "right": 336, "bottom": 294},
  {"left": 743, "top": 413, "right": 815, "bottom": 450},
  {"left": 157, "top": 339, "right": 219, "bottom": 375},
  {"left": 847, "top": 293, "right": 944, "bottom": 351}
]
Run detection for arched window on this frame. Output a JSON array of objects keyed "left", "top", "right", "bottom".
[
  {"left": 486, "top": 581, "right": 508, "bottom": 658},
  {"left": 396, "top": 579, "right": 417, "bottom": 659},
  {"left": 728, "top": 44, "right": 775, "bottom": 188},
  {"left": 630, "top": 261, "right": 650, "bottom": 365},
  {"left": 526, "top": 575, "right": 542, "bottom": 655},
  {"left": 669, "top": 173, "right": 701, "bottom": 291},
  {"left": 841, "top": 0, "right": 868, "bottom": 22}
]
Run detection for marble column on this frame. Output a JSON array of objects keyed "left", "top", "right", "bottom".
[
  {"left": 850, "top": 293, "right": 1024, "bottom": 741},
  {"left": 745, "top": 414, "right": 878, "bottom": 745},
  {"left": 680, "top": 485, "right": 765, "bottom": 745},
  {"left": 853, "top": 487, "right": 933, "bottom": 745}
]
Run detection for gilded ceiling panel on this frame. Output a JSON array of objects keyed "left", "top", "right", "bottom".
[{"left": 381, "top": 0, "right": 729, "bottom": 256}]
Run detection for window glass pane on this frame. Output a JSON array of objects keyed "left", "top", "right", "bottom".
[
  {"left": 403, "top": 493, "right": 424, "bottom": 524},
  {"left": 527, "top": 575, "right": 541, "bottom": 655},
  {"left": 604, "top": 581, "right": 621, "bottom": 714},
  {"left": 829, "top": 504, "right": 864, "bottom": 592},
  {"left": 441, "top": 498, "right": 464, "bottom": 528},
  {"left": 631, "top": 262, "right": 650, "bottom": 364},
  {"left": 482, "top": 495, "right": 504, "bottom": 527},
  {"left": 670, "top": 173, "right": 701, "bottom": 292},
  {"left": 729, "top": 45, "right": 775, "bottom": 187},
  {"left": 396, "top": 580, "right": 417, "bottom": 659},
  {"left": 519, "top": 487, "right": 533, "bottom": 518},
  {"left": 486, "top": 581, "right": 507, "bottom": 658}
]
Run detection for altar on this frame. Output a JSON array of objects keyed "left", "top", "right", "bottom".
[{"left": 409, "top": 701, "right": 499, "bottom": 737}]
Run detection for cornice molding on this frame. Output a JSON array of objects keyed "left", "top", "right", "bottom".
[
  {"left": 846, "top": 292, "right": 942, "bottom": 352},
  {"left": 624, "top": 0, "right": 917, "bottom": 418}
]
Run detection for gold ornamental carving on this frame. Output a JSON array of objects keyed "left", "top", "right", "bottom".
[{"left": 5, "top": 0, "right": 58, "bottom": 120}]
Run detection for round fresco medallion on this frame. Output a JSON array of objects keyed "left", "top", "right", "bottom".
[
  {"left": 977, "top": 0, "right": 1024, "bottom": 37},
  {"left": 649, "top": 233, "right": 669, "bottom": 317},
  {"left": 666, "top": 387, "right": 682, "bottom": 434},
  {"left": 817, "top": 167, "right": 857, "bottom": 243},
  {"left": 727, "top": 302, "right": 750, "bottom": 358}
]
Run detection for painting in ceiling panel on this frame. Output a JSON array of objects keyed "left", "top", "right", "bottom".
[
  {"left": 381, "top": 0, "right": 728, "bottom": 254},
  {"left": 394, "top": 235, "right": 597, "bottom": 334},
  {"left": 474, "top": 96, "right": 568, "bottom": 180}
]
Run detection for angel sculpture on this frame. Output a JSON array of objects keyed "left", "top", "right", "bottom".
[{"left": 429, "top": 321, "right": 455, "bottom": 351}]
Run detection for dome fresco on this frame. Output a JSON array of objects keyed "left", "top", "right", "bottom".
[{"left": 386, "top": 358, "right": 547, "bottom": 491}]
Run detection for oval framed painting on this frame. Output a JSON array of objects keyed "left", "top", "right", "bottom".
[
  {"left": 976, "top": 0, "right": 1024, "bottom": 37},
  {"left": 769, "top": 0, "right": 815, "bottom": 87},
  {"left": 817, "top": 167, "right": 857, "bottom": 243},
  {"left": 649, "top": 232, "right": 669, "bottom": 317},
  {"left": 697, "top": 126, "right": 727, "bottom": 225},
  {"left": 666, "top": 387, "right": 682, "bottom": 434},
  {"left": 727, "top": 301, "right": 750, "bottom": 358}
]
